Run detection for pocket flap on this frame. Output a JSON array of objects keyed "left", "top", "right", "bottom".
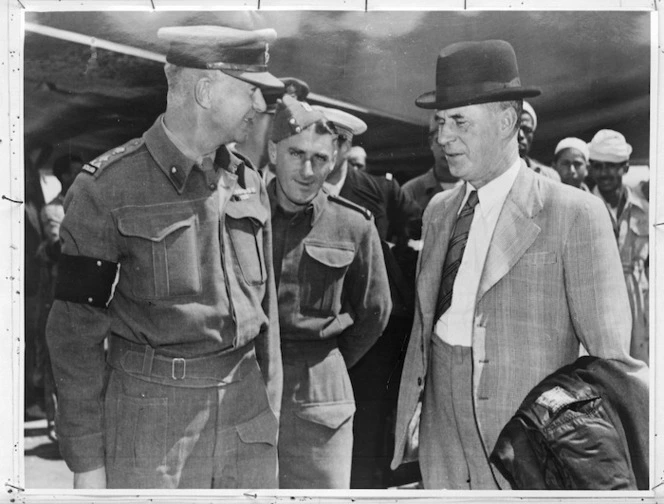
[
  {"left": 225, "top": 199, "right": 268, "bottom": 226},
  {"left": 118, "top": 213, "right": 195, "bottom": 242},
  {"left": 304, "top": 242, "right": 355, "bottom": 268},
  {"left": 295, "top": 401, "right": 356, "bottom": 429},
  {"left": 236, "top": 409, "right": 278, "bottom": 446}
]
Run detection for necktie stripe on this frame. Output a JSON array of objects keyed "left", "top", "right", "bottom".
[{"left": 434, "top": 190, "right": 479, "bottom": 323}]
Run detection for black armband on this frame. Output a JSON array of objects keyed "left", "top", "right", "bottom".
[{"left": 54, "top": 254, "right": 120, "bottom": 308}]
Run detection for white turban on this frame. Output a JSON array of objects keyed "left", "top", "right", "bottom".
[
  {"left": 522, "top": 101, "right": 537, "bottom": 131},
  {"left": 588, "top": 129, "right": 632, "bottom": 163},
  {"left": 554, "top": 137, "right": 589, "bottom": 162}
]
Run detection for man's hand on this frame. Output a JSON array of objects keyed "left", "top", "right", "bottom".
[{"left": 73, "top": 466, "right": 107, "bottom": 489}]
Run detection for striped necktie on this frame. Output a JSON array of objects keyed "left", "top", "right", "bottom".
[{"left": 434, "top": 190, "right": 480, "bottom": 323}]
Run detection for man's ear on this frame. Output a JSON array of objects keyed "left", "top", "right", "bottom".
[
  {"left": 195, "top": 77, "right": 213, "bottom": 109},
  {"left": 502, "top": 107, "right": 519, "bottom": 138},
  {"left": 268, "top": 140, "right": 278, "bottom": 166}
]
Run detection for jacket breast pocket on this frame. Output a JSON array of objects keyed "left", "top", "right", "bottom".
[
  {"left": 225, "top": 201, "right": 268, "bottom": 286},
  {"left": 118, "top": 212, "right": 201, "bottom": 299},
  {"left": 299, "top": 240, "right": 355, "bottom": 316}
]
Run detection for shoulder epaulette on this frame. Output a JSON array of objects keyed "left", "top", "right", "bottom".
[
  {"left": 327, "top": 194, "right": 373, "bottom": 220},
  {"left": 82, "top": 137, "right": 144, "bottom": 177}
]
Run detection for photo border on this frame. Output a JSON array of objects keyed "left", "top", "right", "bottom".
[{"left": 1, "top": 1, "right": 661, "bottom": 503}]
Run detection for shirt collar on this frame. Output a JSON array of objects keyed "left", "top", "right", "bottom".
[
  {"left": 267, "top": 179, "right": 327, "bottom": 225},
  {"left": 144, "top": 115, "right": 243, "bottom": 193},
  {"left": 463, "top": 157, "right": 521, "bottom": 217}
]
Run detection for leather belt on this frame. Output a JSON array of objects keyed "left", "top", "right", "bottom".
[{"left": 107, "top": 335, "right": 256, "bottom": 388}]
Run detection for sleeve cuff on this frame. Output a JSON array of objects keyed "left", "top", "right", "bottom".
[{"left": 57, "top": 432, "right": 105, "bottom": 474}]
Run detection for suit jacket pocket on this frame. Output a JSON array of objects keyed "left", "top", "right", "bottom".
[{"left": 520, "top": 251, "right": 558, "bottom": 265}]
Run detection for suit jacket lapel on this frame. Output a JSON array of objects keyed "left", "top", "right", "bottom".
[
  {"left": 477, "top": 164, "right": 543, "bottom": 301},
  {"left": 417, "top": 184, "right": 466, "bottom": 330}
]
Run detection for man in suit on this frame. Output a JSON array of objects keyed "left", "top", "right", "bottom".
[{"left": 391, "top": 39, "right": 646, "bottom": 490}]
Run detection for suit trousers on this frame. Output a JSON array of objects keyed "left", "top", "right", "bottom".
[
  {"left": 420, "top": 336, "right": 502, "bottom": 489},
  {"left": 104, "top": 355, "right": 278, "bottom": 489}
]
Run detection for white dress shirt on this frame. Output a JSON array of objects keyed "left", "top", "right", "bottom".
[{"left": 434, "top": 159, "right": 521, "bottom": 347}]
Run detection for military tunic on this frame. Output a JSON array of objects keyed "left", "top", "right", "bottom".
[
  {"left": 268, "top": 184, "right": 391, "bottom": 489},
  {"left": 46, "top": 117, "right": 282, "bottom": 488}
]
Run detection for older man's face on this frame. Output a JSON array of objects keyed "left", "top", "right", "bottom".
[
  {"left": 518, "top": 112, "right": 535, "bottom": 157},
  {"left": 436, "top": 103, "right": 505, "bottom": 188},
  {"left": 208, "top": 74, "right": 267, "bottom": 144}
]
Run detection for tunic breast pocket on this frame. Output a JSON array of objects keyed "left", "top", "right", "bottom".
[
  {"left": 299, "top": 240, "right": 355, "bottom": 316},
  {"left": 118, "top": 211, "right": 201, "bottom": 299},
  {"left": 225, "top": 200, "right": 268, "bottom": 286}
]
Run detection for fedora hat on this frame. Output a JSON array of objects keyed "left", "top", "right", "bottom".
[{"left": 416, "top": 39, "right": 541, "bottom": 110}]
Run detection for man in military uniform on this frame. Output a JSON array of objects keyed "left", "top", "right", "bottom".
[
  {"left": 46, "top": 25, "right": 284, "bottom": 489},
  {"left": 267, "top": 95, "right": 391, "bottom": 488},
  {"left": 234, "top": 77, "right": 310, "bottom": 184},
  {"left": 320, "top": 106, "right": 422, "bottom": 488}
]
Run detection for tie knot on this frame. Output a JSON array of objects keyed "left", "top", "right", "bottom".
[{"left": 466, "top": 190, "right": 479, "bottom": 209}]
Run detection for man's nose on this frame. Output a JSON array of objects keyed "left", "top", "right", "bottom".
[
  {"left": 253, "top": 89, "right": 267, "bottom": 113},
  {"left": 301, "top": 158, "right": 314, "bottom": 177}
]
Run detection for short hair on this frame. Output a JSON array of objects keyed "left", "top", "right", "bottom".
[
  {"left": 164, "top": 63, "right": 220, "bottom": 107},
  {"left": 53, "top": 154, "right": 83, "bottom": 179},
  {"left": 485, "top": 99, "right": 523, "bottom": 135}
]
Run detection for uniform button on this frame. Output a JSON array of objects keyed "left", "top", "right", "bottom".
[
  {"left": 289, "top": 118, "right": 296, "bottom": 124},
  {"left": 209, "top": 183, "right": 217, "bottom": 191},
  {"left": 417, "top": 377, "right": 422, "bottom": 386},
  {"left": 87, "top": 297, "right": 94, "bottom": 304},
  {"left": 96, "top": 261, "right": 102, "bottom": 267},
  {"left": 171, "top": 167, "right": 177, "bottom": 174}
]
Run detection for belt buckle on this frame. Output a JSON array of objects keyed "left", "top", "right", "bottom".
[{"left": 172, "top": 358, "right": 186, "bottom": 380}]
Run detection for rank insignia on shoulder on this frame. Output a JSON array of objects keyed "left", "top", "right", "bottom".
[
  {"left": 328, "top": 194, "right": 373, "bottom": 220},
  {"left": 231, "top": 186, "right": 257, "bottom": 201},
  {"left": 85, "top": 137, "right": 144, "bottom": 177},
  {"left": 82, "top": 163, "right": 99, "bottom": 175}
]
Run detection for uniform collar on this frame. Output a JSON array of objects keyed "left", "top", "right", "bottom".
[
  {"left": 268, "top": 179, "right": 327, "bottom": 225},
  {"left": 144, "top": 115, "right": 247, "bottom": 194}
]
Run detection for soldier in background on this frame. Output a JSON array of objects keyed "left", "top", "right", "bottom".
[
  {"left": 235, "top": 77, "right": 310, "bottom": 184},
  {"left": 321, "top": 107, "right": 423, "bottom": 488},
  {"left": 402, "top": 113, "right": 461, "bottom": 211},
  {"left": 267, "top": 95, "right": 391, "bottom": 488}
]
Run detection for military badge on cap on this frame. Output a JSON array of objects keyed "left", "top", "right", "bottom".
[
  {"left": 270, "top": 95, "right": 326, "bottom": 143},
  {"left": 157, "top": 25, "right": 284, "bottom": 90}
]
